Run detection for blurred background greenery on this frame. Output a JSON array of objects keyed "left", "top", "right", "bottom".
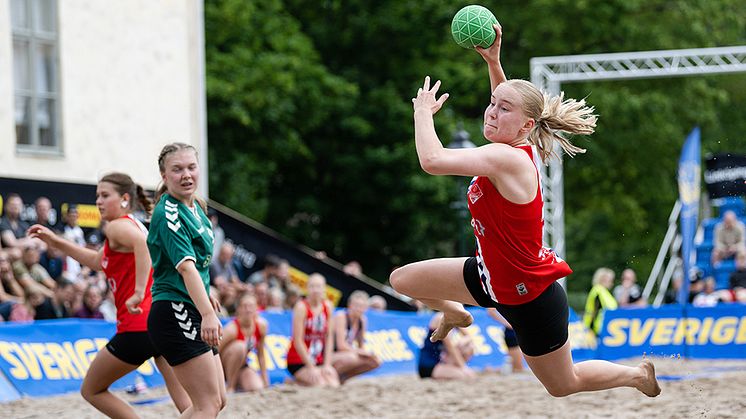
[{"left": 204, "top": 0, "right": 746, "bottom": 308}]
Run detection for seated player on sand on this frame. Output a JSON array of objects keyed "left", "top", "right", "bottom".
[
  {"left": 418, "top": 312, "right": 476, "bottom": 380},
  {"left": 285, "top": 273, "right": 340, "bottom": 387},
  {"left": 331, "top": 291, "right": 382, "bottom": 383},
  {"left": 219, "top": 293, "right": 269, "bottom": 392}
]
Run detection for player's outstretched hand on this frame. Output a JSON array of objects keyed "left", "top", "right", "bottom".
[{"left": 412, "top": 76, "right": 449, "bottom": 116}]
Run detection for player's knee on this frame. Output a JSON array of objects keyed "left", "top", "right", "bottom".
[
  {"left": 545, "top": 383, "right": 573, "bottom": 398},
  {"left": 79, "top": 386, "right": 92, "bottom": 402},
  {"left": 79, "top": 381, "right": 99, "bottom": 402},
  {"left": 389, "top": 267, "right": 409, "bottom": 293}
]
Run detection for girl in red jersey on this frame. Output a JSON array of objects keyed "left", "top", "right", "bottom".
[
  {"left": 390, "top": 25, "right": 661, "bottom": 398},
  {"left": 286, "top": 273, "right": 339, "bottom": 387},
  {"left": 219, "top": 293, "right": 269, "bottom": 392},
  {"left": 28, "top": 173, "right": 190, "bottom": 417}
]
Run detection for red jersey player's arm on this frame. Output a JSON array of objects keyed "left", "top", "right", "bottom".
[{"left": 27, "top": 224, "right": 102, "bottom": 270}]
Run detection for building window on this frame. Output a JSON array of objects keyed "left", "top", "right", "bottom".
[{"left": 11, "top": 0, "right": 60, "bottom": 152}]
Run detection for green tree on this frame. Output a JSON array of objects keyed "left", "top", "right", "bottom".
[{"left": 206, "top": 0, "right": 746, "bottom": 290}]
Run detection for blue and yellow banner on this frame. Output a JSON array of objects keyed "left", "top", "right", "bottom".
[
  {"left": 0, "top": 308, "right": 595, "bottom": 400},
  {"left": 597, "top": 304, "right": 746, "bottom": 360},
  {"left": 0, "top": 320, "right": 163, "bottom": 399}
]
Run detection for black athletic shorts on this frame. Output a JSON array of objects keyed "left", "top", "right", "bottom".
[
  {"left": 147, "top": 300, "right": 218, "bottom": 367},
  {"left": 463, "top": 257, "right": 569, "bottom": 357},
  {"left": 287, "top": 363, "right": 304, "bottom": 376},
  {"left": 418, "top": 365, "right": 435, "bottom": 378},
  {"left": 106, "top": 331, "right": 159, "bottom": 366}
]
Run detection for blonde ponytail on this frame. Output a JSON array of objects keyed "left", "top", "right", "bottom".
[
  {"left": 504, "top": 80, "right": 597, "bottom": 164},
  {"left": 528, "top": 92, "right": 597, "bottom": 163}
]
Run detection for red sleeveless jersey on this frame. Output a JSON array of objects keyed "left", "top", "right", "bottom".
[
  {"left": 101, "top": 215, "right": 154, "bottom": 333},
  {"left": 466, "top": 145, "right": 572, "bottom": 305},
  {"left": 234, "top": 316, "right": 263, "bottom": 352},
  {"left": 286, "top": 299, "right": 329, "bottom": 366}
]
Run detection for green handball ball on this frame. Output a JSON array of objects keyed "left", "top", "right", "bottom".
[{"left": 451, "top": 5, "right": 499, "bottom": 49}]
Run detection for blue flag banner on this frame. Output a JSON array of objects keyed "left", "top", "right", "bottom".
[
  {"left": 0, "top": 308, "right": 596, "bottom": 400},
  {"left": 678, "top": 127, "right": 701, "bottom": 304},
  {"left": 596, "top": 304, "right": 746, "bottom": 360}
]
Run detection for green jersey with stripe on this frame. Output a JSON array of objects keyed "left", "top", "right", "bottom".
[{"left": 148, "top": 193, "right": 213, "bottom": 305}]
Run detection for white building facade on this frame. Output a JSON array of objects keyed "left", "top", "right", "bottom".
[{"left": 0, "top": 0, "right": 207, "bottom": 192}]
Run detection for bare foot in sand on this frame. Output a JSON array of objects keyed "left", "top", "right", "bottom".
[
  {"left": 430, "top": 310, "right": 473, "bottom": 342},
  {"left": 635, "top": 359, "right": 661, "bottom": 397}
]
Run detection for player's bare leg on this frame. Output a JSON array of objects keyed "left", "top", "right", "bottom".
[{"left": 390, "top": 257, "right": 479, "bottom": 342}]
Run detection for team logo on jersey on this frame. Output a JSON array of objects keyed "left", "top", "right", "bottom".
[
  {"left": 101, "top": 256, "right": 108, "bottom": 269},
  {"left": 538, "top": 247, "right": 564, "bottom": 263},
  {"left": 203, "top": 255, "right": 212, "bottom": 268},
  {"left": 516, "top": 282, "right": 528, "bottom": 295},
  {"left": 164, "top": 201, "right": 181, "bottom": 232},
  {"left": 468, "top": 183, "right": 483, "bottom": 204},
  {"left": 107, "top": 277, "right": 117, "bottom": 293},
  {"left": 471, "top": 218, "right": 486, "bottom": 237}
]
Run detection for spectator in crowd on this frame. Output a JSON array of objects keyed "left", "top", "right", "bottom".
[
  {"left": 331, "top": 291, "right": 381, "bottom": 383},
  {"left": 692, "top": 277, "right": 725, "bottom": 307},
  {"left": 583, "top": 267, "right": 618, "bottom": 336},
  {"left": 343, "top": 261, "right": 363, "bottom": 278},
  {"left": 1, "top": 254, "right": 24, "bottom": 321},
  {"left": 368, "top": 295, "right": 387, "bottom": 312},
  {"left": 487, "top": 308, "right": 523, "bottom": 373},
  {"left": 0, "top": 250, "right": 25, "bottom": 301},
  {"left": 285, "top": 273, "right": 339, "bottom": 387},
  {"left": 613, "top": 268, "right": 647, "bottom": 307},
  {"left": 727, "top": 252, "right": 746, "bottom": 303},
  {"left": 219, "top": 294, "right": 269, "bottom": 392},
  {"left": 13, "top": 245, "right": 55, "bottom": 297},
  {"left": 254, "top": 281, "right": 269, "bottom": 311},
  {"left": 85, "top": 229, "right": 104, "bottom": 251},
  {"left": 73, "top": 284, "right": 105, "bottom": 319},
  {"left": 0, "top": 193, "right": 34, "bottom": 257},
  {"left": 33, "top": 278, "right": 75, "bottom": 320},
  {"left": 711, "top": 210, "right": 746, "bottom": 266},
  {"left": 248, "top": 254, "right": 282, "bottom": 285},
  {"left": 208, "top": 208, "right": 225, "bottom": 261},
  {"left": 663, "top": 275, "right": 682, "bottom": 305},
  {"left": 34, "top": 196, "right": 58, "bottom": 232},
  {"left": 216, "top": 280, "right": 240, "bottom": 317},
  {"left": 39, "top": 240, "right": 65, "bottom": 280},
  {"left": 265, "top": 287, "right": 285, "bottom": 313},
  {"left": 210, "top": 242, "right": 241, "bottom": 287},
  {"left": 62, "top": 205, "right": 85, "bottom": 280},
  {"left": 62, "top": 205, "right": 86, "bottom": 246},
  {"left": 284, "top": 284, "right": 301, "bottom": 310},
  {"left": 417, "top": 312, "right": 476, "bottom": 380},
  {"left": 273, "top": 258, "right": 291, "bottom": 290}
]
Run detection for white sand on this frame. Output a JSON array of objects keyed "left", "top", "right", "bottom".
[{"left": 5, "top": 357, "right": 746, "bottom": 418}]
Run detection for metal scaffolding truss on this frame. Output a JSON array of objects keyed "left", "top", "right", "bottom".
[{"left": 529, "top": 46, "right": 746, "bottom": 274}]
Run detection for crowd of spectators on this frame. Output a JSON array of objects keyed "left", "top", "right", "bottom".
[
  {"left": 1, "top": 194, "right": 388, "bottom": 326},
  {"left": 0, "top": 194, "right": 110, "bottom": 323}
]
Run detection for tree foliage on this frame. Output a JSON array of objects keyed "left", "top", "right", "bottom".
[{"left": 206, "top": 0, "right": 746, "bottom": 288}]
